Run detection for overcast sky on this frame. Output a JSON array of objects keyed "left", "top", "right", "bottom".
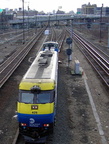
[{"left": 0, "top": 0, "right": 109, "bottom": 13}]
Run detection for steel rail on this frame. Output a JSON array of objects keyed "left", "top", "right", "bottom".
[
  {"left": 74, "top": 34, "right": 109, "bottom": 75},
  {"left": 78, "top": 44, "right": 109, "bottom": 87},
  {"left": 11, "top": 33, "right": 66, "bottom": 144},
  {"left": 0, "top": 28, "right": 41, "bottom": 69},
  {"left": 74, "top": 34, "right": 109, "bottom": 87},
  {"left": 57, "top": 29, "right": 66, "bottom": 51},
  {"left": 0, "top": 28, "right": 45, "bottom": 88},
  {"left": 66, "top": 28, "right": 109, "bottom": 87}
]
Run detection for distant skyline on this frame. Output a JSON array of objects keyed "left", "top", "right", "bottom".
[{"left": 0, "top": 0, "right": 109, "bottom": 13}]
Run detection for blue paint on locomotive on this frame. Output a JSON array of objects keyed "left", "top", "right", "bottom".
[{"left": 18, "top": 113, "right": 54, "bottom": 127}]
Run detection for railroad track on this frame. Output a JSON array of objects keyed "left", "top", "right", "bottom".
[
  {"left": 51, "top": 27, "right": 66, "bottom": 50},
  {"left": 0, "top": 27, "right": 66, "bottom": 88},
  {"left": 57, "top": 29, "right": 66, "bottom": 51},
  {"left": 0, "top": 28, "right": 35, "bottom": 45},
  {"left": 1, "top": 27, "right": 108, "bottom": 144},
  {"left": 0, "top": 28, "right": 45, "bottom": 88},
  {"left": 11, "top": 31, "right": 66, "bottom": 144},
  {"left": 67, "top": 28, "right": 109, "bottom": 87}
]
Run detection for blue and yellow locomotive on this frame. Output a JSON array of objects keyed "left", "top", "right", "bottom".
[{"left": 17, "top": 48, "right": 58, "bottom": 143}]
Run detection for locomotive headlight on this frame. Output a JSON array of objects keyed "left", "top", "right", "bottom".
[
  {"left": 31, "top": 105, "right": 38, "bottom": 110},
  {"left": 21, "top": 123, "right": 27, "bottom": 126},
  {"left": 44, "top": 124, "right": 49, "bottom": 127}
]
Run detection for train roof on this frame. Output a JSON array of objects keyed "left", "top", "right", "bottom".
[
  {"left": 43, "top": 41, "right": 58, "bottom": 45},
  {"left": 42, "top": 41, "right": 59, "bottom": 52},
  {"left": 19, "top": 50, "right": 58, "bottom": 90}
]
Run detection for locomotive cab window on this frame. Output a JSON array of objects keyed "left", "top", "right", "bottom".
[{"left": 19, "top": 90, "right": 54, "bottom": 104}]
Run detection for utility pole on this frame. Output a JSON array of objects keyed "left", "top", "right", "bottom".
[
  {"left": 28, "top": 2, "right": 29, "bottom": 36},
  {"left": 99, "top": 4, "right": 103, "bottom": 43},
  {"left": 56, "top": 6, "right": 62, "bottom": 27},
  {"left": 56, "top": 10, "right": 58, "bottom": 27},
  {"left": 48, "top": 14, "right": 50, "bottom": 29},
  {"left": 71, "top": 18, "right": 73, "bottom": 42},
  {"left": 22, "top": 0, "right": 25, "bottom": 44},
  {"left": 70, "top": 18, "right": 73, "bottom": 55},
  {"left": 108, "top": 25, "right": 109, "bottom": 48}
]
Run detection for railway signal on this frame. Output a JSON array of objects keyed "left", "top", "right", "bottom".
[
  {"left": 66, "top": 37, "right": 73, "bottom": 67},
  {"left": 66, "top": 48, "right": 72, "bottom": 67},
  {"left": 66, "top": 37, "right": 72, "bottom": 45},
  {"left": 87, "top": 23, "right": 91, "bottom": 29},
  {"left": 86, "top": 18, "right": 92, "bottom": 29},
  {"left": 66, "top": 48, "right": 72, "bottom": 56}
]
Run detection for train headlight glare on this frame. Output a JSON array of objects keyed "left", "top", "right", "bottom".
[
  {"left": 44, "top": 124, "right": 49, "bottom": 127},
  {"left": 21, "top": 123, "right": 27, "bottom": 126},
  {"left": 31, "top": 105, "right": 38, "bottom": 110}
]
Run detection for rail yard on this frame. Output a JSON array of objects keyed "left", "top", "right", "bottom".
[{"left": 0, "top": 24, "right": 109, "bottom": 144}]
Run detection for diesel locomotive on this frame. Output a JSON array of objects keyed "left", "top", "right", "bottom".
[{"left": 17, "top": 46, "right": 58, "bottom": 143}]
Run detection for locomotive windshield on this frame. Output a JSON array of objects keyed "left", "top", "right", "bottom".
[
  {"left": 43, "top": 42, "right": 59, "bottom": 51},
  {"left": 19, "top": 90, "right": 54, "bottom": 104},
  {"left": 43, "top": 43, "right": 58, "bottom": 48}
]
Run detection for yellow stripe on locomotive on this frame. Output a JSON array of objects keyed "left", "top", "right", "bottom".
[
  {"left": 17, "top": 102, "right": 54, "bottom": 114},
  {"left": 19, "top": 79, "right": 55, "bottom": 90}
]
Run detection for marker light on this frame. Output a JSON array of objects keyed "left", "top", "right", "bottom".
[
  {"left": 44, "top": 124, "right": 49, "bottom": 127},
  {"left": 21, "top": 123, "right": 27, "bottom": 126},
  {"left": 31, "top": 105, "right": 38, "bottom": 110}
]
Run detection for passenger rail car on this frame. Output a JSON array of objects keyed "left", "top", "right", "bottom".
[{"left": 17, "top": 49, "right": 58, "bottom": 143}]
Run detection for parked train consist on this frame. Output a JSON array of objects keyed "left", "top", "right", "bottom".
[{"left": 17, "top": 47, "right": 58, "bottom": 143}]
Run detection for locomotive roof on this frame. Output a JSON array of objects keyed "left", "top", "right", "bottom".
[
  {"left": 43, "top": 41, "right": 58, "bottom": 44},
  {"left": 23, "top": 50, "right": 58, "bottom": 81}
]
